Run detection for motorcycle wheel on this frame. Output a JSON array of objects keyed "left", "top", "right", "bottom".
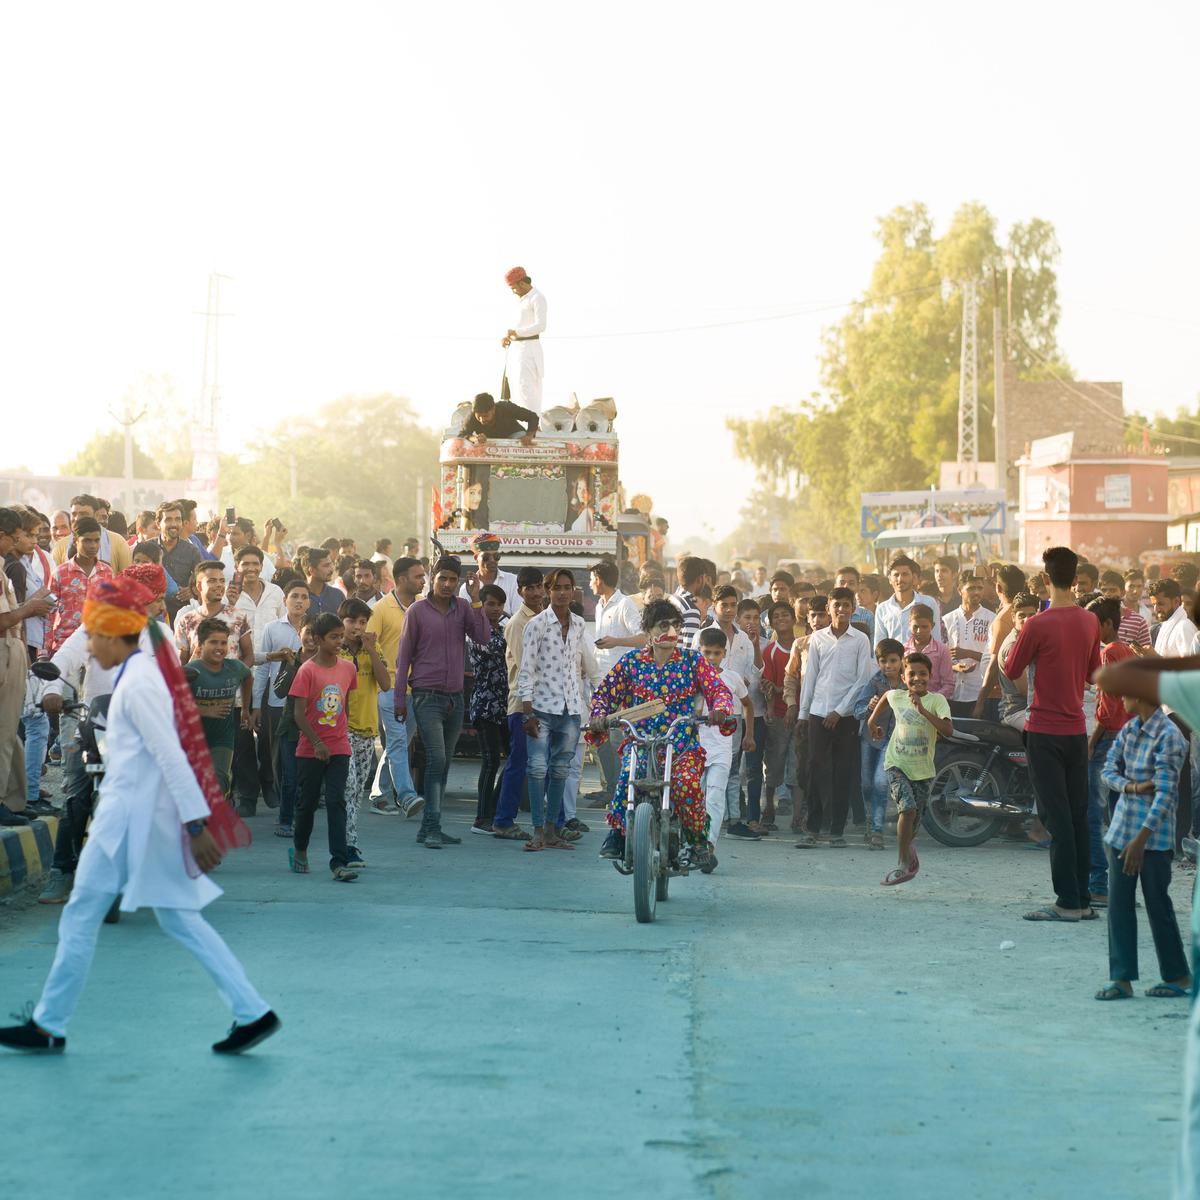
[
  {"left": 922, "top": 752, "right": 1007, "bottom": 847},
  {"left": 632, "top": 802, "right": 658, "bottom": 924}
]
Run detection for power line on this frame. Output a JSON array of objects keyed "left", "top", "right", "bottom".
[
  {"left": 1013, "top": 333, "right": 1200, "bottom": 449},
  {"left": 404, "top": 282, "right": 945, "bottom": 343}
]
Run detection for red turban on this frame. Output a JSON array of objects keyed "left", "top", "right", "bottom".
[
  {"left": 82, "top": 575, "right": 154, "bottom": 637},
  {"left": 505, "top": 266, "right": 529, "bottom": 287},
  {"left": 121, "top": 562, "right": 167, "bottom": 599}
]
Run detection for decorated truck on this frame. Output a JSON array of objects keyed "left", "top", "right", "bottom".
[{"left": 432, "top": 401, "right": 653, "bottom": 603}]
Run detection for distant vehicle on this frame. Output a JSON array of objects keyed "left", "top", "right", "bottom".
[{"left": 872, "top": 524, "right": 988, "bottom": 573}]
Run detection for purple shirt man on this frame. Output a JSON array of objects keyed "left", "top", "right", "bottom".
[{"left": 394, "top": 561, "right": 490, "bottom": 720}]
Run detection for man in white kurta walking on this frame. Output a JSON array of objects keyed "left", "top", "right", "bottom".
[
  {"left": 0, "top": 574, "right": 279, "bottom": 1056},
  {"left": 502, "top": 265, "right": 547, "bottom": 413}
]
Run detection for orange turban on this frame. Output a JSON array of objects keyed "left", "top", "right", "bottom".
[
  {"left": 121, "top": 562, "right": 167, "bottom": 598},
  {"left": 82, "top": 575, "right": 153, "bottom": 637},
  {"left": 505, "top": 266, "right": 529, "bottom": 287}
]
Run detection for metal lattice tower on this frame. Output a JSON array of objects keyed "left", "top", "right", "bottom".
[{"left": 957, "top": 279, "right": 979, "bottom": 468}]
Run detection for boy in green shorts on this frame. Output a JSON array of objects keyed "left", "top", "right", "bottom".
[
  {"left": 868, "top": 651, "right": 953, "bottom": 886},
  {"left": 184, "top": 617, "right": 254, "bottom": 796}
]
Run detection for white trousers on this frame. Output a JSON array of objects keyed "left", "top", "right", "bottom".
[
  {"left": 34, "top": 886, "right": 270, "bottom": 1037},
  {"left": 507, "top": 341, "right": 543, "bottom": 413},
  {"left": 703, "top": 761, "right": 732, "bottom": 844}
]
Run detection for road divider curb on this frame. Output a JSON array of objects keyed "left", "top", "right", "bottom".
[{"left": 0, "top": 817, "right": 58, "bottom": 896}]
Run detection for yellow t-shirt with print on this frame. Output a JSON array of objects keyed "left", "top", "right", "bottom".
[{"left": 339, "top": 647, "right": 380, "bottom": 737}]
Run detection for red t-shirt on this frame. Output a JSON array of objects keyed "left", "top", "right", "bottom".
[
  {"left": 1095, "top": 640, "right": 1135, "bottom": 733},
  {"left": 761, "top": 640, "right": 792, "bottom": 718},
  {"left": 1003, "top": 606, "right": 1101, "bottom": 736},
  {"left": 289, "top": 657, "right": 358, "bottom": 757}
]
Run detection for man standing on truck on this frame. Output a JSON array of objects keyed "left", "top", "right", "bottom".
[{"left": 501, "top": 266, "right": 546, "bottom": 413}]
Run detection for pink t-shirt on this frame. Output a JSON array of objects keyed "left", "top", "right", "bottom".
[{"left": 290, "top": 658, "right": 357, "bottom": 758}]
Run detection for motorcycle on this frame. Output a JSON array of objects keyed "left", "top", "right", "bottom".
[
  {"left": 30, "top": 661, "right": 120, "bottom": 923},
  {"left": 921, "top": 716, "right": 1036, "bottom": 847}
]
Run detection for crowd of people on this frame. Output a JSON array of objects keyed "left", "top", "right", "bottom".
[{"left": 2, "top": 495, "right": 1199, "bottom": 1180}]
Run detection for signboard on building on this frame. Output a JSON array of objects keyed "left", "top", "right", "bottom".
[{"left": 1103, "top": 474, "right": 1132, "bottom": 509}]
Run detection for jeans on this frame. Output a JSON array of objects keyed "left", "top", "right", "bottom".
[
  {"left": 741, "top": 716, "right": 766, "bottom": 822},
  {"left": 1105, "top": 845, "right": 1188, "bottom": 983},
  {"left": 526, "top": 708, "right": 580, "bottom": 829},
  {"left": 20, "top": 711, "right": 50, "bottom": 805},
  {"left": 596, "top": 738, "right": 620, "bottom": 801},
  {"left": 562, "top": 738, "right": 584, "bottom": 822},
  {"left": 724, "top": 722, "right": 744, "bottom": 823},
  {"left": 861, "top": 737, "right": 888, "bottom": 833},
  {"left": 295, "top": 754, "right": 350, "bottom": 870},
  {"left": 410, "top": 689, "right": 464, "bottom": 831},
  {"left": 373, "top": 688, "right": 419, "bottom": 805},
  {"left": 494, "top": 713, "right": 528, "bottom": 829},
  {"left": 1026, "top": 730, "right": 1091, "bottom": 910},
  {"left": 475, "top": 717, "right": 508, "bottom": 825},
  {"left": 275, "top": 728, "right": 299, "bottom": 827},
  {"left": 762, "top": 716, "right": 792, "bottom": 819},
  {"left": 233, "top": 718, "right": 274, "bottom": 812},
  {"left": 1087, "top": 731, "right": 1116, "bottom": 896},
  {"left": 806, "top": 715, "right": 860, "bottom": 837}
]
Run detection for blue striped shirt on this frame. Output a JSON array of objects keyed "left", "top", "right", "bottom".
[{"left": 1101, "top": 707, "right": 1186, "bottom": 853}]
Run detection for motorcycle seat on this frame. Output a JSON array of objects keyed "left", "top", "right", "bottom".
[{"left": 948, "top": 717, "right": 1025, "bottom": 750}]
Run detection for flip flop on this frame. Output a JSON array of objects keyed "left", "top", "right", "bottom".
[
  {"left": 545, "top": 840, "right": 576, "bottom": 851},
  {"left": 882, "top": 866, "right": 916, "bottom": 887},
  {"left": 1022, "top": 906, "right": 1080, "bottom": 922},
  {"left": 1080, "top": 909, "right": 1100, "bottom": 921},
  {"left": 288, "top": 848, "right": 309, "bottom": 874},
  {"left": 1095, "top": 984, "right": 1133, "bottom": 1001},
  {"left": 1145, "top": 982, "right": 1190, "bottom": 998}
]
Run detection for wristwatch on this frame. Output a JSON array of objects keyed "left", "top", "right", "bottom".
[{"left": 186, "top": 819, "right": 209, "bottom": 837}]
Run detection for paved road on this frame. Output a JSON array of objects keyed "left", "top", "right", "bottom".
[{"left": 2, "top": 763, "right": 1192, "bottom": 1199}]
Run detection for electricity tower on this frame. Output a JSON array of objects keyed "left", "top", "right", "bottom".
[{"left": 956, "top": 279, "right": 979, "bottom": 478}]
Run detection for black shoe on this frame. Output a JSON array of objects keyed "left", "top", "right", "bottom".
[
  {"left": 424, "top": 829, "right": 443, "bottom": 849},
  {"left": 699, "top": 843, "right": 718, "bottom": 874},
  {"left": 435, "top": 828, "right": 461, "bottom": 845},
  {"left": 212, "top": 1010, "right": 281, "bottom": 1055},
  {"left": 565, "top": 818, "right": 590, "bottom": 833},
  {"left": 726, "top": 821, "right": 761, "bottom": 840},
  {"left": 0, "top": 805, "right": 30, "bottom": 826},
  {"left": 0, "top": 1007, "right": 65, "bottom": 1054},
  {"left": 599, "top": 830, "right": 625, "bottom": 859},
  {"left": 417, "top": 827, "right": 428, "bottom": 843}
]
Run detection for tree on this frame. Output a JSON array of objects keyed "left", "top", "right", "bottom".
[
  {"left": 729, "top": 202, "right": 1069, "bottom": 556},
  {"left": 60, "top": 430, "right": 166, "bottom": 479},
  {"left": 218, "top": 394, "right": 440, "bottom": 552}
]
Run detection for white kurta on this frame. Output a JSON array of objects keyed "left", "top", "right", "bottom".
[
  {"left": 75, "top": 651, "right": 219, "bottom": 912},
  {"left": 507, "top": 286, "right": 546, "bottom": 412}
]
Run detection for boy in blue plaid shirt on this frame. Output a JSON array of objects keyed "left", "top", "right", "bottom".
[{"left": 1095, "top": 693, "right": 1192, "bottom": 1002}]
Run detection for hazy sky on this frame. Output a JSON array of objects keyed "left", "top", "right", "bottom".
[{"left": 4, "top": 2, "right": 1198, "bottom": 543}]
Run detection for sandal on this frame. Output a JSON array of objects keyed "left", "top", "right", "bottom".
[
  {"left": 1145, "top": 982, "right": 1190, "bottom": 998},
  {"left": 523, "top": 838, "right": 545, "bottom": 853},
  {"left": 492, "top": 825, "right": 532, "bottom": 841},
  {"left": 868, "top": 833, "right": 884, "bottom": 850},
  {"left": 882, "top": 865, "right": 916, "bottom": 887},
  {"left": 288, "top": 848, "right": 309, "bottom": 874},
  {"left": 545, "top": 838, "right": 576, "bottom": 851},
  {"left": 1022, "top": 906, "right": 1080, "bottom": 922},
  {"left": 1095, "top": 984, "right": 1133, "bottom": 1001}
]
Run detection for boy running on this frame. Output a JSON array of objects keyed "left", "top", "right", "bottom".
[{"left": 868, "top": 652, "right": 953, "bottom": 886}]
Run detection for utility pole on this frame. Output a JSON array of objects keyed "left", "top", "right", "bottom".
[
  {"left": 957, "top": 279, "right": 979, "bottom": 480},
  {"left": 191, "top": 273, "right": 233, "bottom": 516},
  {"left": 993, "top": 305, "right": 1007, "bottom": 501},
  {"left": 415, "top": 476, "right": 426, "bottom": 553},
  {"left": 109, "top": 397, "right": 147, "bottom": 516}
]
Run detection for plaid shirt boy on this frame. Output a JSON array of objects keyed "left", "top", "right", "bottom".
[{"left": 1100, "top": 706, "right": 1186, "bottom": 852}]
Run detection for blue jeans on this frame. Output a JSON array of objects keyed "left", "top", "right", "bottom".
[
  {"left": 526, "top": 709, "right": 580, "bottom": 829},
  {"left": 275, "top": 727, "right": 299, "bottom": 827},
  {"left": 494, "top": 714, "right": 528, "bottom": 828},
  {"left": 740, "top": 716, "right": 766, "bottom": 822},
  {"left": 861, "top": 737, "right": 888, "bottom": 833},
  {"left": 373, "top": 688, "right": 419, "bottom": 805},
  {"left": 1088, "top": 731, "right": 1116, "bottom": 896},
  {"left": 20, "top": 711, "right": 50, "bottom": 806},
  {"left": 410, "top": 689, "right": 464, "bottom": 831}
]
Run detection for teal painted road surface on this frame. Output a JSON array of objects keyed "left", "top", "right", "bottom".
[{"left": 1, "top": 774, "right": 1191, "bottom": 1199}]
